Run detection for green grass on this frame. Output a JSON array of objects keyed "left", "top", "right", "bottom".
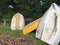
[{"left": 0, "top": 22, "right": 48, "bottom": 45}]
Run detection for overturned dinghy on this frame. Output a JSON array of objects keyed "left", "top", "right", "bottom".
[
  {"left": 23, "top": 18, "right": 41, "bottom": 35},
  {"left": 36, "top": 3, "right": 60, "bottom": 45},
  {"left": 11, "top": 13, "right": 25, "bottom": 30}
]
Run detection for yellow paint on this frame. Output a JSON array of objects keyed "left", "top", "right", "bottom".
[{"left": 23, "top": 18, "right": 41, "bottom": 35}]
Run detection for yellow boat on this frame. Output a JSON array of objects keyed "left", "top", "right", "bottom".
[{"left": 23, "top": 18, "right": 41, "bottom": 35}]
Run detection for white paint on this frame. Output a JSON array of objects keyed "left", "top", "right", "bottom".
[
  {"left": 36, "top": 3, "right": 60, "bottom": 45},
  {"left": 9, "top": 5, "right": 13, "bottom": 8},
  {"left": 11, "top": 13, "right": 25, "bottom": 30}
]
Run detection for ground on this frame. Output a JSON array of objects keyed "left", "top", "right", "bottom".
[
  {"left": 0, "top": 22, "right": 49, "bottom": 45},
  {"left": 0, "top": 34, "right": 35, "bottom": 45}
]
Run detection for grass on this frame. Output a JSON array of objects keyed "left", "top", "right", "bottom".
[{"left": 0, "top": 22, "right": 48, "bottom": 45}]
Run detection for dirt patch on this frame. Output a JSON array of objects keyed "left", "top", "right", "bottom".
[{"left": 0, "top": 34, "right": 35, "bottom": 45}]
